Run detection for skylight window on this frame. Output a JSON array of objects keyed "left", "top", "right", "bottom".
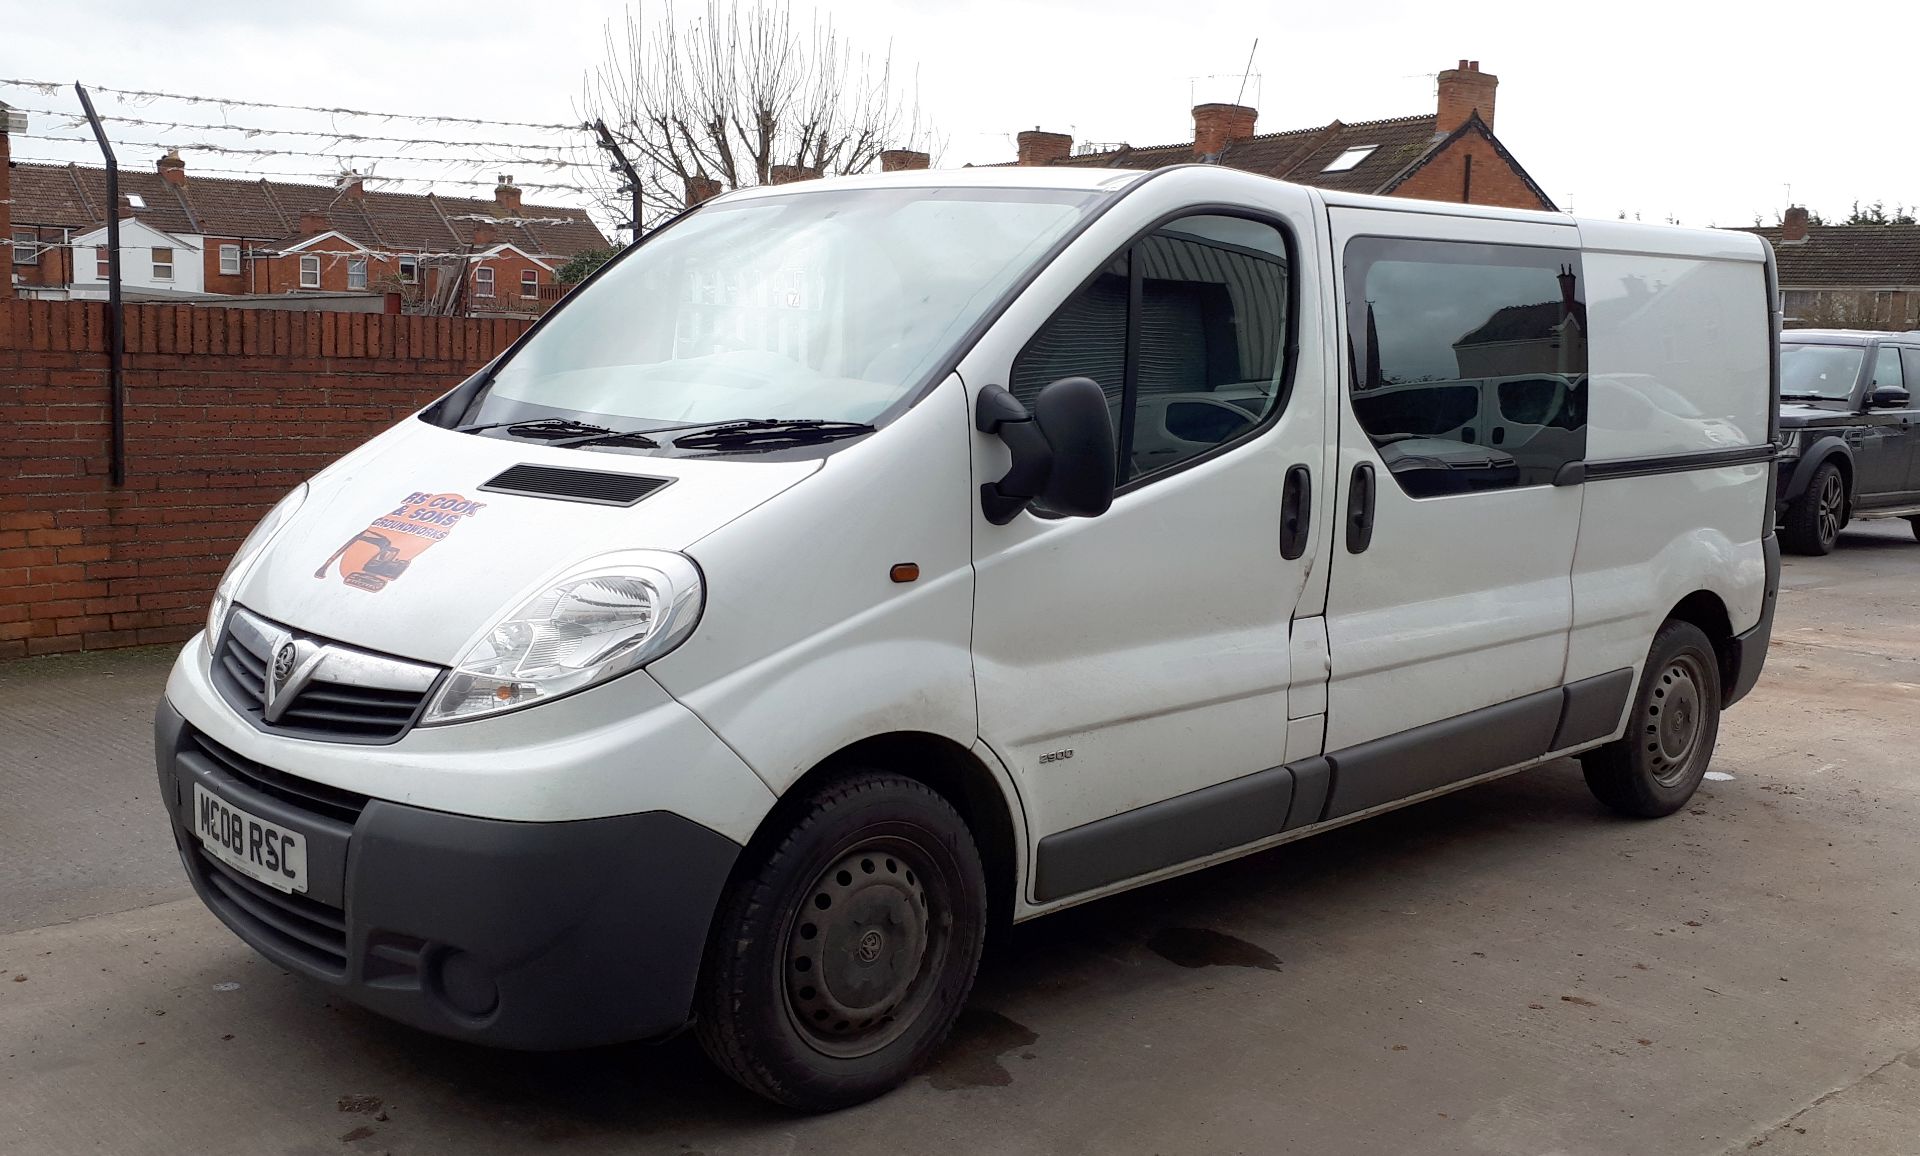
[
  {"left": 1322, "top": 146, "right": 1377, "bottom": 173},
  {"left": 124, "top": 193, "right": 147, "bottom": 209}
]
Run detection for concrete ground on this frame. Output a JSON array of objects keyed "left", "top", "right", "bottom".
[{"left": 5, "top": 524, "right": 1920, "bottom": 1156}]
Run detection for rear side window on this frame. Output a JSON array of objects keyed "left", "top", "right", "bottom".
[
  {"left": 1012, "top": 214, "right": 1293, "bottom": 485},
  {"left": 1345, "top": 237, "right": 1588, "bottom": 496},
  {"left": 1903, "top": 348, "right": 1920, "bottom": 389}
]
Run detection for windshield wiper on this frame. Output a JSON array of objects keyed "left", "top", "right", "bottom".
[
  {"left": 455, "top": 417, "right": 616, "bottom": 440},
  {"left": 667, "top": 419, "right": 877, "bottom": 451},
  {"left": 1779, "top": 392, "right": 1832, "bottom": 401}
]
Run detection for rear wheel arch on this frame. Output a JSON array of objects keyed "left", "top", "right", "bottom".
[{"left": 1665, "top": 590, "right": 1738, "bottom": 704}]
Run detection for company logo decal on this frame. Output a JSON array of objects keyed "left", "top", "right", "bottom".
[
  {"left": 315, "top": 491, "right": 486, "bottom": 593},
  {"left": 272, "top": 642, "right": 297, "bottom": 687}
]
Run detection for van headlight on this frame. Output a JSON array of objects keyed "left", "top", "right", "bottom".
[
  {"left": 422, "top": 550, "right": 703, "bottom": 724},
  {"left": 208, "top": 485, "right": 308, "bottom": 641}
]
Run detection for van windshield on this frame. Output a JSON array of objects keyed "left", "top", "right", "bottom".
[
  {"left": 1780, "top": 343, "right": 1865, "bottom": 401},
  {"left": 452, "top": 186, "right": 1102, "bottom": 444}
]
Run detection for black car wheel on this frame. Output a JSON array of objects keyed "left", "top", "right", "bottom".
[
  {"left": 1907, "top": 516, "right": 1920, "bottom": 543},
  {"left": 1781, "top": 460, "right": 1845, "bottom": 555},
  {"left": 1580, "top": 620, "right": 1723, "bottom": 818},
  {"left": 695, "top": 771, "right": 987, "bottom": 1112}
]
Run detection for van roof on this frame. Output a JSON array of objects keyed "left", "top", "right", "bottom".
[{"left": 1784, "top": 329, "right": 1914, "bottom": 345}]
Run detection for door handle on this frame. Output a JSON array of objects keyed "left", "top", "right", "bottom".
[
  {"left": 1280, "top": 464, "right": 1311, "bottom": 560},
  {"left": 1346, "top": 462, "right": 1376, "bottom": 554}
]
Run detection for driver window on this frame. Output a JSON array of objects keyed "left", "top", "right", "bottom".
[{"left": 1010, "top": 214, "right": 1292, "bottom": 484}]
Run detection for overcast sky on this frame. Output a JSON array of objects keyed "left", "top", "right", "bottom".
[{"left": 7, "top": 0, "right": 1917, "bottom": 234}]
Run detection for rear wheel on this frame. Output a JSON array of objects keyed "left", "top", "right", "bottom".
[
  {"left": 695, "top": 771, "right": 987, "bottom": 1111},
  {"left": 1580, "top": 620, "right": 1722, "bottom": 817},
  {"left": 1781, "top": 461, "right": 1844, "bottom": 555},
  {"left": 1907, "top": 516, "right": 1920, "bottom": 542}
]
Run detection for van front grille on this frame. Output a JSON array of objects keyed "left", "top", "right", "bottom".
[
  {"left": 191, "top": 845, "right": 348, "bottom": 974},
  {"left": 211, "top": 609, "right": 441, "bottom": 744}
]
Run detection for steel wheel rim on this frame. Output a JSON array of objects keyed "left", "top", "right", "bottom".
[
  {"left": 1818, "top": 472, "right": 1843, "bottom": 546},
  {"left": 781, "top": 836, "right": 951, "bottom": 1059},
  {"left": 1644, "top": 654, "right": 1708, "bottom": 788}
]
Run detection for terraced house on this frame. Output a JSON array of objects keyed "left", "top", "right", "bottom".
[
  {"left": 1002, "top": 60, "right": 1555, "bottom": 212},
  {"left": 3, "top": 140, "right": 607, "bottom": 315}
]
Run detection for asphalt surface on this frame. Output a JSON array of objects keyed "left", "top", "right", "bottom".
[{"left": 5, "top": 522, "right": 1920, "bottom": 1155}]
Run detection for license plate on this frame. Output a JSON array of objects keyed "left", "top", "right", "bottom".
[{"left": 193, "top": 783, "right": 308, "bottom": 894}]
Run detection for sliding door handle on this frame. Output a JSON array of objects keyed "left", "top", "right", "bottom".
[
  {"left": 1280, "top": 464, "right": 1311, "bottom": 560},
  {"left": 1346, "top": 462, "right": 1375, "bottom": 554}
]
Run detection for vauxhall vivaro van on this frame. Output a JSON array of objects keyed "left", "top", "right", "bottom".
[{"left": 157, "top": 165, "right": 1780, "bottom": 1109}]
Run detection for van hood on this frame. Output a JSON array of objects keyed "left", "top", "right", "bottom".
[
  {"left": 1778, "top": 402, "right": 1854, "bottom": 427},
  {"left": 233, "top": 418, "right": 819, "bottom": 664}
]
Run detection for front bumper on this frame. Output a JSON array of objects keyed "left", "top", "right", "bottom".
[{"left": 156, "top": 700, "right": 740, "bottom": 1049}]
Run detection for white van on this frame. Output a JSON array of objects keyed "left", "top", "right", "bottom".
[{"left": 156, "top": 166, "right": 1780, "bottom": 1110}]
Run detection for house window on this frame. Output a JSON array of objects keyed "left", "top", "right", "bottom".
[
  {"left": 1322, "top": 145, "right": 1378, "bottom": 173},
  {"left": 219, "top": 244, "right": 241, "bottom": 276},
  {"left": 399, "top": 255, "right": 418, "bottom": 284},
  {"left": 1344, "top": 236, "right": 1589, "bottom": 497},
  {"left": 347, "top": 257, "right": 368, "bottom": 290},
  {"left": 475, "top": 266, "right": 494, "bottom": 297},
  {"left": 151, "top": 247, "right": 174, "bottom": 280},
  {"left": 299, "top": 255, "right": 321, "bottom": 289},
  {"left": 521, "top": 269, "right": 538, "bottom": 298},
  {"left": 10, "top": 228, "right": 36, "bottom": 266},
  {"left": 95, "top": 246, "right": 111, "bottom": 279}
]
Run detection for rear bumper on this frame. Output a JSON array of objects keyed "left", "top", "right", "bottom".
[
  {"left": 1724, "top": 532, "right": 1780, "bottom": 708},
  {"left": 156, "top": 700, "right": 740, "bottom": 1049}
]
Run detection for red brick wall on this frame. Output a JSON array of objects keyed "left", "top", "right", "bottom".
[
  {"left": 1391, "top": 135, "right": 1552, "bottom": 211},
  {"left": 260, "top": 240, "right": 407, "bottom": 295},
  {"left": 0, "top": 299, "right": 531, "bottom": 658}
]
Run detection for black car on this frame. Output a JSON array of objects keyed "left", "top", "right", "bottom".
[{"left": 1775, "top": 329, "right": 1920, "bottom": 554}]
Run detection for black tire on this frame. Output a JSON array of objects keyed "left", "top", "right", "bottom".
[
  {"left": 1780, "top": 460, "right": 1845, "bottom": 555},
  {"left": 694, "top": 771, "right": 987, "bottom": 1111},
  {"left": 1907, "top": 516, "right": 1920, "bottom": 543},
  {"left": 1580, "top": 620, "right": 1722, "bottom": 818}
]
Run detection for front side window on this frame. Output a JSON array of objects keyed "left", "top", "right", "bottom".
[
  {"left": 1012, "top": 213, "right": 1292, "bottom": 484},
  {"left": 1345, "top": 237, "right": 1588, "bottom": 496},
  {"left": 521, "top": 269, "right": 539, "bottom": 298},
  {"left": 95, "top": 246, "right": 110, "bottom": 279},
  {"left": 399, "top": 255, "right": 418, "bottom": 284},
  {"left": 347, "top": 257, "right": 368, "bottom": 290},
  {"left": 219, "top": 244, "right": 241, "bottom": 275},
  {"left": 1871, "top": 346, "right": 1903, "bottom": 390},
  {"left": 475, "top": 266, "right": 494, "bottom": 297},
  {"left": 299, "top": 255, "right": 321, "bottom": 288},
  {"left": 457, "top": 186, "right": 1101, "bottom": 436},
  {"left": 11, "top": 228, "right": 36, "bottom": 266},
  {"left": 151, "top": 246, "right": 174, "bottom": 281}
]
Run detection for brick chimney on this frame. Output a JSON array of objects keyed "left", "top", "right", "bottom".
[
  {"left": 298, "top": 209, "right": 330, "bottom": 237},
  {"left": 337, "top": 169, "right": 365, "bottom": 202},
  {"left": 157, "top": 149, "right": 187, "bottom": 187},
  {"left": 1781, "top": 205, "right": 1810, "bottom": 244},
  {"left": 768, "top": 164, "right": 822, "bottom": 185},
  {"left": 1192, "top": 103, "right": 1258, "bottom": 160},
  {"left": 1016, "top": 129, "right": 1072, "bottom": 167},
  {"left": 472, "top": 220, "right": 498, "bottom": 247},
  {"left": 1436, "top": 59, "right": 1498, "bottom": 134},
  {"left": 880, "top": 148, "right": 930, "bottom": 172},
  {"left": 0, "top": 101, "right": 14, "bottom": 301},
  {"left": 685, "top": 174, "right": 722, "bottom": 207},
  {"left": 494, "top": 174, "right": 521, "bottom": 215}
]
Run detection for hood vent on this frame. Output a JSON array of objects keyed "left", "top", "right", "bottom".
[{"left": 480, "top": 464, "right": 674, "bottom": 507}]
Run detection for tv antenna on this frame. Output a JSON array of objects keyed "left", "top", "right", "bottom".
[{"left": 1236, "top": 39, "right": 1259, "bottom": 105}]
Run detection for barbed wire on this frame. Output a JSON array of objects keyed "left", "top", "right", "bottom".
[
  {"left": 16, "top": 131, "right": 582, "bottom": 170},
  {"left": 0, "top": 77, "right": 575, "bottom": 132},
  {"left": 6, "top": 106, "right": 581, "bottom": 153},
  {"left": 10, "top": 154, "right": 604, "bottom": 195}
]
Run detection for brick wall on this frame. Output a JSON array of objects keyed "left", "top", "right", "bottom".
[
  {"left": 1391, "top": 134, "right": 1553, "bottom": 212},
  {"left": 0, "top": 299, "right": 531, "bottom": 658}
]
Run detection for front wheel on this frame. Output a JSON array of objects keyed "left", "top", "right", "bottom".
[
  {"left": 1781, "top": 461, "right": 1845, "bottom": 555},
  {"left": 1580, "top": 620, "right": 1723, "bottom": 817},
  {"left": 695, "top": 771, "right": 987, "bottom": 1111},
  {"left": 1907, "top": 516, "right": 1920, "bottom": 543}
]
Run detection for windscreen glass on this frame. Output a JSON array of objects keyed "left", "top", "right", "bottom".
[
  {"left": 456, "top": 187, "right": 1100, "bottom": 434},
  {"left": 1780, "top": 343, "right": 1865, "bottom": 400}
]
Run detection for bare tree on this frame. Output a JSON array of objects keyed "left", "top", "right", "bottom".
[{"left": 578, "top": 0, "right": 938, "bottom": 233}]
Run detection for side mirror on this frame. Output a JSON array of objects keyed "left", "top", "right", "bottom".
[
  {"left": 1870, "top": 386, "right": 1911, "bottom": 408},
  {"left": 975, "top": 378, "right": 1117, "bottom": 524}
]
